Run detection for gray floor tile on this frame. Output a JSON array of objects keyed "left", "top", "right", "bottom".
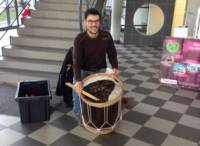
[
  {"left": 162, "top": 101, "right": 189, "bottom": 114},
  {"left": 86, "top": 142, "right": 103, "bottom": 146},
  {"left": 155, "top": 108, "right": 182, "bottom": 122},
  {"left": 129, "top": 92, "right": 147, "bottom": 102},
  {"left": 70, "top": 126, "right": 98, "bottom": 141},
  {"left": 10, "top": 137, "right": 46, "bottom": 146},
  {"left": 132, "top": 74, "right": 150, "bottom": 81},
  {"left": 162, "top": 135, "right": 198, "bottom": 146},
  {"left": 115, "top": 120, "right": 142, "bottom": 137},
  {"left": 150, "top": 91, "right": 173, "bottom": 101},
  {"left": 50, "top": 115, "right": 78, "bottom": 131},
  {"left": 139, "top": 82, "right": 160, "bottom": 90},
  {"left": 175, "top": 90, "right": 199, "bottom": 99},
  {"left": 50, "top": 133, "right": 90, "bottom": 146},
  {"left": 134, "top": 127, "right": 168, "bottom": 146},
  {"left": 29, "top": 125, "right": 67, "bottom": 145},
  {"left": 132, "top": 103, "right": 159, "bottom": 116},
  {"left": 171, "top": 124, "right": 200, "bottom": 142},
  {"left": 178, "top": 115, "right": 200, "bottom": 130},
  {"left": 124, "top": 83, "right": 137, "bottom": 91},
  {"left": 0, "top": 115, "right": 20, "bottom": 127},
  {"left": 124, "top": 138, "right": 154, "bottom": 146},
  {"left": 123, "top": 110, "right": 151, "bottom": 125},
  {"left": 94, "top": 132, "right": 129, "bottom": 146},
  {"left": 0, "top": 128, "right": 25, "bottom": 146},
  {"left": 191, "top": 99, "right": 200, "bottom": 108},
  {"left": 144, "top": 117, "right": 176, "bottom": 134}
]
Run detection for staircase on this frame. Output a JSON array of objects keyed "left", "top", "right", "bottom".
[{"left": 0, "top": 0, "right": 88, "bottom": 89}]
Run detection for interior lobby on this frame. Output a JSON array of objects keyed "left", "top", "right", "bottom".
[{"left": 0, "top": 0, "right": 199, "bottom": 146}]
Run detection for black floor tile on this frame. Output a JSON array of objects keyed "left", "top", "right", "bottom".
[
  {"left": 119, "top": 71, "right": 134, "bottom": 77},
  {"left": 132, "top": 87, "right": 153, "bottom": 95},
  {"left": 147, "top": 78, "right": 160, "bottom": 84},
  {"left": 50, "top": 133, "right": 90, "bottom": 146},
  {"left": 139, "top": 71, "right": 155, "bottom": 77},
  {"left": 155, "top": 108, "right": 182, "bottom": 122},
  {"left": 185, "top": 107, "right": 200, "bottom": 118},
  {"left": 171, "top": 124, "right": 200, "bottom": 142},
  {"left": 123, "top": 110, "right": 151, "bottom": 125},
  {"left": 134, "top": 127, "right": 168, "bottom": 146},
  {"left": 10, "top": 122, "right": 46, "bottom": 135},
  {"left": 169, "top": 95, "right": 193, "bottom": 105},
  {"left": 142, "top": 96, "right": 166, "bottom": 107},
  {"left": 50, "top": 115, "right": 78, "bottom": 131},
  {"left": 118, "top": 66, "right": 128, "bottom": 71},
  {"left": 125, "top": 79, "right": 143, "bottom": 86},
  {"left": 11, "top": 137, "right": 46, "bottom": 146},
  {"left": 158, "top": 86, "right": 178, "bottom": 94},
  {"left": 94, "top": 132, "right": 130, "bottom": 146},
  {"left": 126, "top": 100, "right": 139, "bottom": 109},
  {"left": 133, "top": 65, "right": 146, "bottom": 70}
]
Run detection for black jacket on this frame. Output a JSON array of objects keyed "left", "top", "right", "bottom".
[{"left": 56, "top": 47, "right": 73, "bottom": 106}]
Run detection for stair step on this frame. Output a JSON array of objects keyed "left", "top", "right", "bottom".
[
  {"left": 3, "top": 45, "right": 68, "bottom": 53},
  {"left": 0, "top": 68, "right": 58, "bottom": 88},
  {"left": 41, "top": 0, "right": 85, "bottom": 4},
  {"left": 31, "top": 9, "right": 80, "bottom": 20},
  {"left": 2, "top": 45, "right": 67, "bottom": 61},
  {"left": 18, "top": 26, "right": 79, "bottom": 39},
  {"left": 36, "top": 2, "right": 86, "bottom": 11},
  {"left": 0, "top": 56, "right": 62, "bottom": 73},
  {"left": 10, "top": 35, "right": 73, "bottom": 49},
  {"left": 25, "top": 18, "right": 79, "bottom": 29}
]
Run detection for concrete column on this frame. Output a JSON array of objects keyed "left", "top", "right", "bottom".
[{"left": 111, "top": 0, "right": 123, "bottom": 43}]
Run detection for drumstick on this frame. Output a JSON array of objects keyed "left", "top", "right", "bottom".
[{"left": 65, "top": 82, "right": 100, "bottom": 101}]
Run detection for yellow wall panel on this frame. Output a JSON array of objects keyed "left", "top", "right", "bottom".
[{"left": 171, "top": 0, "right": 187, "bottom": 35}]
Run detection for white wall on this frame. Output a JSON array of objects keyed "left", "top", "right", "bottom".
[{"left": 185, "top": 0, "right": 200, "bottom": 37}]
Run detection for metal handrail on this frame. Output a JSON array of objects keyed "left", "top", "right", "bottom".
[
  {"left": 0, "top": 0, "right": 5, "bottom": 6},
  {"left": 0, "top": 0, "right": 32, "bottom": 40},
  {"left": 0, "top": 0, "right": 15, "bottom": 14}
]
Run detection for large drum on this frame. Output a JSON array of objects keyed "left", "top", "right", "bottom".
[{"left": 80, "top": 73, "right": 123, "bottom": 134}]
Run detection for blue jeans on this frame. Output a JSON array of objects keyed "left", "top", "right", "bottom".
[{"left": 72, "top": 69, "right": 105, "bottom": 114}]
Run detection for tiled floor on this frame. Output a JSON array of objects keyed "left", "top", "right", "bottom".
[{"left": 0, "top": 44, "right": 200, "bottom": 146}]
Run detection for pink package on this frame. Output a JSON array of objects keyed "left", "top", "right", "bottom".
[{"left": 160, "top": 37, "right": 200, "bottom": 91}]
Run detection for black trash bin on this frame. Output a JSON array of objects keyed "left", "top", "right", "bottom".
[{"left": 15, "top": 80, "right": 52, "bottom": 123}]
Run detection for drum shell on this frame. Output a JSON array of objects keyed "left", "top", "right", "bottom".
[
  {"left": 81, "top": 97, "right": 121, "bottom": 129},
  {"left": 80, "top": 73, "right": 123, "bottom": 133}
]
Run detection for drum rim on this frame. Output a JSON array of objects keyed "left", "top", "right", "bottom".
[{"left": 80, "top": 73, "right": 123, "bottom": 108}]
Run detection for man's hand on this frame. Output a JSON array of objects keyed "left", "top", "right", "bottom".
[
  {"left": 74, "top": 81, "right": 83, "bottom": 95},
  {"left": 112, "top": 68, "right": 119, "bottom": 76}
]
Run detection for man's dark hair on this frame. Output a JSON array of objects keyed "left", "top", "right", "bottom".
[{"left": 84, "top": 8, "right": 101, "bottom": 20}]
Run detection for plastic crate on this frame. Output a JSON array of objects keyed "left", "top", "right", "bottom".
[{"left": 15, "top": 80, "right": 52, "bottom": 123}]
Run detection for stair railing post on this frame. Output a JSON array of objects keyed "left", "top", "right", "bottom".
[
  {"left": 14, "top": 0, "right": 19, "bottom": 26},
  {"left": 6, "top": 0, "right": 11, "bottom": 26},
  {"left": 79, "top": 0, "right": 83, "bottom": 32}
]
